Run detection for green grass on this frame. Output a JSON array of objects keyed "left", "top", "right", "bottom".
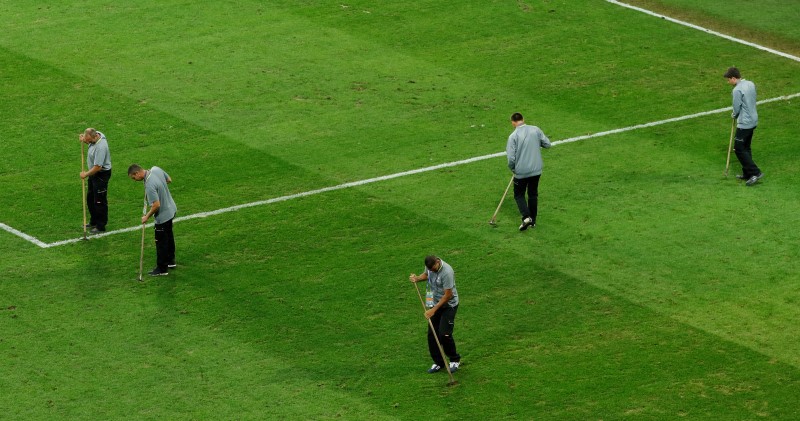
[{"left": 1, "top": 0, "right": 800, "bottom": 419}]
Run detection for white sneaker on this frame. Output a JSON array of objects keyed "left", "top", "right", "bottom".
[
  {"left": 519, "top": 217, "right": 534, "bottom": 231},
  {"left": 427, "top": 364, "right": 441, "bottom": 374},
  {"left": 449, "top": 361, "right": 460, "bottom": 372}
]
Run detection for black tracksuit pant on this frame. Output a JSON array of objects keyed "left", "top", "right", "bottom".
[
  {"left": 734, "top": 127, "right": 761, "bottom": 178},
  {"left": 513, "top": 174, "right": 541, "bottom": 223},
  {"left": 87, "top": 170, "right": 111, "bottom": 230},
  {"left": 154, "top": 218, "right": 176, "bottom": 271},
  {"left": 428, "top": 305, "right": 460, "bottom": 367}
]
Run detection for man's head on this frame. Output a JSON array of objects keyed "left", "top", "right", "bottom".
[
  {"left": 80, "top": 127, "right": 100, "bottom": 143},
  {"left": 425, "top": 255, "right": 441, "bottom": 271},
  {"left": 511, "top": 112, "right": 525, "bottom": 127},
  {"left": 128, "top": 164, "right": 146, "bottom": 181},
  {"left": 724, "top": 67, "right": 741, "bottom": 85}
]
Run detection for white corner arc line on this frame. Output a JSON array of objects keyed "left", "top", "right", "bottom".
[
  {"left": 605, "top": 0, "right": 800, "bottom": 63},
  {"left": 3, "top": 92, "right": 799, "bottom": 249}
]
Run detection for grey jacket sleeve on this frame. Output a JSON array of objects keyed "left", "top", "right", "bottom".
[
  {"left": 506, "top": 136, "right": 517, "bottom": 171},
  {"left": 539, "top": 128, "right": 552, "bottom": 149},
  {"left": 731, "top": 89, "right": 742, "bottom": 118}
]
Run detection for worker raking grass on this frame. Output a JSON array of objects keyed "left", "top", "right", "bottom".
[{"left": 128, "top": 164, "right": 178, "bottom": 277}]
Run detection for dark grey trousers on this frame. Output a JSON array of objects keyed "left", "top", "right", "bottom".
[
  {"left": 734, "top": 127, "right": 761, "bottom": 178},
  {"left": 513, "top": 174, "right": 541, "bottom": 223},
  {"left": 428, "top": 305, "right": 460, "bottom": 367}
]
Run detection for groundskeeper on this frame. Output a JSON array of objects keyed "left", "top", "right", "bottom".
[
  {"left": 725, "top": 67, "right": 763, "bottom": 186},
  {"left": 80, "top": 128, "right": 112, "bottom": 234},
  {"left": 128, "top": 164, "right": 177, "bottom": 277},
  {"left": 409, "top": 255, "right": 461, "bottom": 374},
  {"left": 506, "top": 113, "right": 551, "bottom": 231}
]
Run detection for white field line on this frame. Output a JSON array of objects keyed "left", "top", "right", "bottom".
[
  {"left": 558, "top": 92, "right": 800, "bottom": 146},
  {"left": 0, "top": 223, "right": 50, "bottom": 248},
  {"left": 3, "top": 92, "right": 798, "bottom": 249},
  {"left": 605, "top": 0, "right": 800, "bottom": 63},
  {"left": 45, "top": 224, "right": 155, "bottom": 248}
]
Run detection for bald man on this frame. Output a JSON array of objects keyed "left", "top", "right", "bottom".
[{"left": 79, "top": 128, "right": 112, "bottom": 233}]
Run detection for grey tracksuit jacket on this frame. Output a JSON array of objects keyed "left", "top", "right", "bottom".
[
  {"left": 506, "top": 124, "right": 551, "bottom": 178},
  {"left": 732, "top": 79, "right": 758, "bottom": 129}
]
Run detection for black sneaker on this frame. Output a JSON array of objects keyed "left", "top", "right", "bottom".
[
  {"left": 148, "top": 267, "right": 169, "bottom": 276},
  {"left": 427, "top": 364, "right": 442, "bottom": 374},
  {"left": 745, "top": 173, "right": 763, "bottom": 186},
  {"left": 519, "top": 217, "right": 534, "bottom": 231},
  {"left": 89, "top": 227, "right": 106, "bottom": 235}
]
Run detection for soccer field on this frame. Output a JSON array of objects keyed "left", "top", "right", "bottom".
[{"left": 2, "top": 1, "right": 799, "bottom": 419}]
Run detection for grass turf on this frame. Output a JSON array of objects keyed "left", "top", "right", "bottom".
[{"left": 1, "top": 0, "right": 799, "bottom": 419}]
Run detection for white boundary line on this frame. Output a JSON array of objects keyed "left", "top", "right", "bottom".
[
  {"left": 605, "top": 0, "right": 800, "bottom": 63},
  {"left": 3, "top": 92, "right": 798, "bottom": 249},
  {"left": 0, "top": 223, "right": 50, "bottom": 248}
]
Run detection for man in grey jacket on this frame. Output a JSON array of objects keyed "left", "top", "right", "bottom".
[
  {"left": 725, "top": 67, "right": 763, "bottom": 186},
  {"left": 506, "top": 113, "right": 551, "bottom": 231}
]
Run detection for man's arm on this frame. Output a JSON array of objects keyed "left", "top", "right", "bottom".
[
  {"left": 143, "top": 200, "right": 161, "bottom": 224},
  {"left": 506, "top": 137, "right": 517, "bottom": 171},
  {"left": 81, "top": 165, "right": 103, "bottom": 179},
  {"left": 732, "top": 89, "right": 743, "bottom": 118},
  {"left": 540, "top": 129, "right": 552, "bottom": 149},
  {"left": 433, "top": 288, "right": 453, "bottom": 309},
  {"left": 425, "top": 288, "right": 453, "bottom": 319},
  {"left": 409, "top": 272, "right": 428, "bottom": 283}
]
